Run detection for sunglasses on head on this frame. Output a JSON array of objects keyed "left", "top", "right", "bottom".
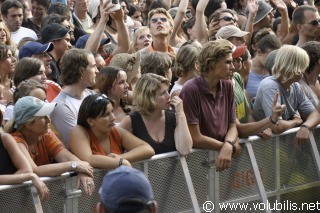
[
  {"left": 219, "top": 16, "right": 236, "bottom": 23},
  {"left": 151, "top": 17, "right": 168, "bottom": 23},
  {"left": 307, "top": 19, "right": 320, "bottom": 26},
  {"left": 95, "top": 94, "right": 109, "bottom": 103}
]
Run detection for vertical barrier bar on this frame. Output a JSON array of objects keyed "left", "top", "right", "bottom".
[
  {"left": 245, "top": 141, "right": 271, "bottom": 213},
  {"left": 275, "top": 136, "right": 281, "bottom": 213},
  {"left": 179, "top": 156, "right": 200, "bottom": 213},
  {"left": 308, "top": 131, "right": 320, "bottom": 178},
  {"left": 63, "top": 175, "right": 81, "bottom": 213},
  {"left": 207, "top": 151, "right": 220, "bottom": 213},
  {"left": 143, "top": 161, "right": 149, "bottom": 177},
  {"left": 30, "top": 186, "right": 44, "bottom": 213}
]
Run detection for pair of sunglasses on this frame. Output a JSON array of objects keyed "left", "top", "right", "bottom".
[
  {"left": 150, "top": 17, "right": 168, "bottom": 23},
  {"left": 306, "top": 19, "right": 320, "bottom": 26},
  {"left": 219, "top": 16, "right": 236, "bottom": 23}
]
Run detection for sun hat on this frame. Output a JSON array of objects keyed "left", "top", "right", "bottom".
[
  {"left": 14, "top": 96, "right": 57, "bottom": 128},
  {"left": 242, "top": 0, "right": 273, "bottom": 30},
  {"left": 41, "top": 23, "right": 71, "bottom": 44},
  {"left": 99, "top": 166, "right": 154, "bottom": 211},
  {"left": 216, "top": 25, "right": 249, "bottom": 40},
  {"left": 75, "top": 34, "right": 111, "bottom": 49},
  {"left": 110, "top": 52, "right": 141, "bottom": 82},
  {"left": 19, "top": 42, "right": 54, "bottom": 59}
]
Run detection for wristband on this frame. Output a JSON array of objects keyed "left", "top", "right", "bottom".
[
  {"left": 226, "top": 141, "right": 236, "bottom": 157},
  {"left": 269, "top": 116, "right": 277, "bottom": 125},
  {"left": 119, "top": 158, "right": 123, "bottom": 166},
  {"left": 301, "top": 124, "right": 311, "bottom": 130}
]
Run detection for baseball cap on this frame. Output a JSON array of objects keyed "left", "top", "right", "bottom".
[
  {"left": 14, "top": 96, "right": 57, "bottom": 129},
  {"left": 216, "top": 25, "right": 249, "bottom": 40},
  {"left": 75, "top": 34, "right": 111, "bottom": 49},
  {"left": 232, "top": 45, "right": 247, "bottom": 59},
  {"left": 19, "top": 42, "right": 54, "bottom": 59},
  {"left": 41, "top": 23, "right": 71, "bottom": 44},
  {"left": 99, "top": 166, "right": 154, "bottom": 211}
]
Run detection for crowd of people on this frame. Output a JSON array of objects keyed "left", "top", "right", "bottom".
[{"left": 0, "top": 0, "right": 320, "bottom": 211}]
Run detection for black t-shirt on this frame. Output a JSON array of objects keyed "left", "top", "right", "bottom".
[{"left": 0, "top": 135, "right": 17, "bottom": 175}]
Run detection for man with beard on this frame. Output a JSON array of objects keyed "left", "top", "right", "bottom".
[{"left": 1, "top": 0, "right": 38, "bottom": 44}]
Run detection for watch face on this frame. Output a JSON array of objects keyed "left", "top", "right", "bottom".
[{"left": 71, "top": 162, "right": 77, "bottom": 169}]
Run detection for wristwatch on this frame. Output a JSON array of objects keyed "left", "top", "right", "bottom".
[
  {"left": 226, "top": 140, "right": 236, "bottom": 157},
  {"left": 71, "top": 161, "right": 78, "bottom": 170}
]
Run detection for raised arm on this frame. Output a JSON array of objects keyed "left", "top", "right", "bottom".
[
  {"left": 170, "top": 96, "right": 192, "bottom": 155},
  {"left": 244, "top": 0, "right": 258, "bottom": 48},
  {"left": 195, "top": 0, "right": 209, "bottom": 45},
  {"left": 271, "top": 0, "right": 289, "bottom": 41},
  {"left": 169, "top": 0, "right": 188, "bottom": 47},
  {"left": 115, "top": 126, "right": 155, "bottom": 161},
  {"left": 85, "top": 0, "right": 114, "bottom": 52}
]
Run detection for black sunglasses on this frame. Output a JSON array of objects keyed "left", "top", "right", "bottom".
[
  {"left": 307, "top": 19, "right": 320, "bottom": 26},
  {"left": 219, "top": 16, "right": 236, "bottom": 23},
  {"left": 151, "top": 17, "right": 168, "bottom": 23}
]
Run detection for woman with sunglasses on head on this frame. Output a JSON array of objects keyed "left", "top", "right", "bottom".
[
  {"left": 4, "top": 96, "right": 95, "bottom": 196},
  {"left": 95, "top": 66, "right": 132, "bottom": 124},
  {"left": 69, "top": 94, "right": 155, "bottom": 169},
  {"left": 120, "top": 73, "right": 192, "bottom": 155}
]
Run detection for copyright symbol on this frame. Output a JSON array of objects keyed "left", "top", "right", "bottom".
[{"left": 203, "top": 201, "right": 214, "bottom": 212}]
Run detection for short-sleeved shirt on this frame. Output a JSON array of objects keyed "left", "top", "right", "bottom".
[
  {"left": 180, "top": 76, "right": 236, "bottom": 141},
  {"left": 233, "top": 72, "right": 250, "bottom": 123},
  {"left": 50, "top": 89, "right": 96, "bottom": 146},
  {"left": 139, "top": 42, "right": 178, "bottom": 60},
  {"left": 11, "top": 130, "right": 65, "bottom": 166},
  {"left": 130, "top": 111, "right": 176, "bottom": 154},
  {"left": 253, "top": 76, "right": 315, "bottom": 121},
  {"left": 246, "top": 70, "right": 269, "bottom": 100},
  {"left": 86, "top": 127, "right": 124, "bottom": 155}
]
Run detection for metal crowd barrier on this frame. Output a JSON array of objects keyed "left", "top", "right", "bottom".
[{"left": 1, "top": 127, "right": 320, "bottom": 213}]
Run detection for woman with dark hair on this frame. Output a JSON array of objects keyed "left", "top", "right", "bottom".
[
  {"left": 0, "top": 45, "right": 16, "bottom": 104},
  {"left": 69, "top": 94, "right": 154, "bottom": 169},
  {"left": 95, "top": 66, "right": 131, "bottom": 124},
  {"left": 13, "top": 57, "right": 61, "bottom": 102}
]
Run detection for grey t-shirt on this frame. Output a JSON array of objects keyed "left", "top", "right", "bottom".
[
  {"left": 50, "top": 89, "right": 95, "bottom": 147},
  {"left": 253, "top": 76, "right": 314, "bottom": 121}
]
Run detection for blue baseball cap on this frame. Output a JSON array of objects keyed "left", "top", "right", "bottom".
[
  {"left": 14, "top": 96, "right": 57, "bottom": 129},
  {"left": 99, "top": 166, "right": 154, "bottom": 211},
  {"left": 19, "top": 42, "right": 54, "bottom": 59},
  {"left": 75, "top": 34, "right": 111, "bottom": 49}
]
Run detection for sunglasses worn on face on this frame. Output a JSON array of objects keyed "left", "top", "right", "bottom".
[
  {"left": 307, "top": 19, "right": 320, "bottom": 26},
  {"left": 95, "top": 94, "right": 109, "bottom": 103},
  {"left": 219, "top": 16, "right": 236, "bottom": 23},
  {"left": 151, "top": 17, "right": 168, "bottom": 23}
]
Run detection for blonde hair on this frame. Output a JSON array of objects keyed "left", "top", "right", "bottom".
[
  {"left": 148, "top": 8, "right": 174, "bottom": 29},
  {"left": 134, "top": 73, "right": 169, "bottom": 115},
  {"left": 130, "top": 26, "right": 150, "bottom": 53},
  {"left": 272, "top": 45, "right": 309, "bottom": 83},
  {"left": 173, "top": 44, "right": 200, "bottom": 77}
]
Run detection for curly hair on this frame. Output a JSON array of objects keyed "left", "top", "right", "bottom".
[{"left": 60, "top": 49, "right": 92, "bottom": 86}]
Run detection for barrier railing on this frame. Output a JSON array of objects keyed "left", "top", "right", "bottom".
[{"left": 1, "top": 127, "right": 320, "bottom": 213}]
